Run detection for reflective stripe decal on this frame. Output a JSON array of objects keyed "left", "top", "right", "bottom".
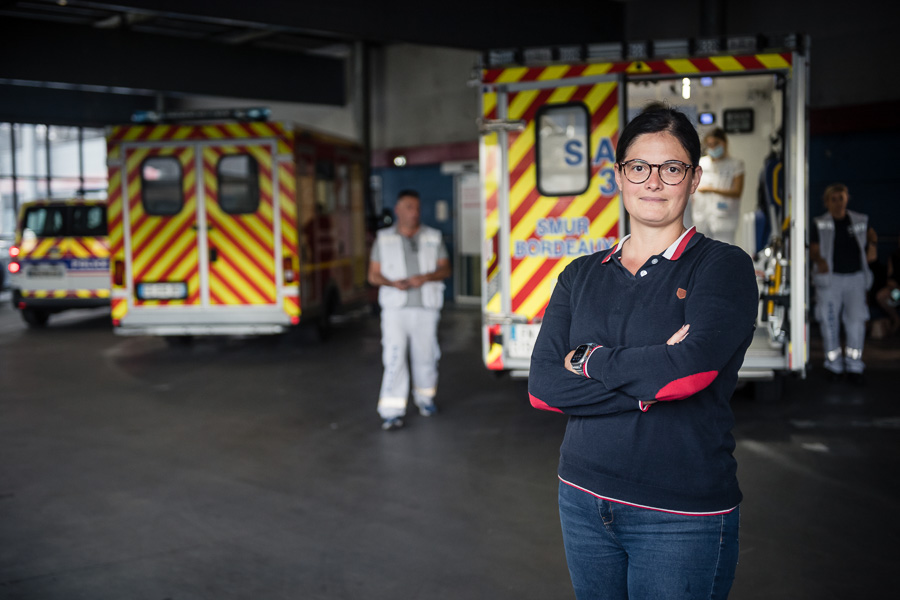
[
  {"left": 482, "top": 53, "right": 793, "bottom": 85},
  {"left": 505, "top": 80, "right": 620, "bottom": 322},
  {"left": 378, "top": 397, "right": 407, "bottom": 410}
]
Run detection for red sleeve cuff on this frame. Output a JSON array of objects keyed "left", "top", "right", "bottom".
[{"left": 529, "top": 393, "right": 564, "bottom": 413}]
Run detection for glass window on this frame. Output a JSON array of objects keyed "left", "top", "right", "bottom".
[
  {"left": 23, "top": 205, "right": 66, "bottom": 237},
  {"left": 141, "top": 157, "right": 183, "bottom": 216},
  {"left": 535, "top": 103, "right": 591, "bottom": 197},
  {"left": 50, "top": 177, "right": 83, "bottom": 199},
  {"left": 16, "top": 177, "right": 49, "bottom": 204},
  {"left": 1, "top": 179, "right": 15, "bottom": 234},
  {"left": 336, "top": 163, "right": 349, "bottom": 209},
  {"left": 0, "top": 123, "right": 12, "bottom": 176},
  {"left": 71, "top": 204, "right": 107, "bottom": 236},
  {"left": 217, "top": 154, "right": 259, "bottom": 214},
  {"left": 82, "top": 128, "right": 107, "bottom": 184},
  {"left": 315, "top": 160, "right": 336, "bottom": 215},
  {"left": 15, "top": 124, "right": 49, "bottom": 177},
  {"left": 49, "top": 126, "right": 81, "bottom": 178}
]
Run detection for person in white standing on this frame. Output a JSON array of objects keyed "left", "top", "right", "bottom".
[
  {"left": 810, "top": 183, "right": 876, "bottom": 384},
  {"left": 368, "top": 190, "right": 451, "bottom": 431},
  {"left": 691, "top": 128, "right": 745, "bottom": 245}
]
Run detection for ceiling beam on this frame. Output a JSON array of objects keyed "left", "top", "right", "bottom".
[
  {"left": 0, "top": 85, "right": 156, "bottom": 127},
  {"left": 0, "top": 17, "right": 346, "bottom": 105},
  {"left": 56, "top": 0, "right": 626, "bottom": 49}
]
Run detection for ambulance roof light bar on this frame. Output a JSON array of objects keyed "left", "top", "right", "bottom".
[
  {"left": 484, "top": 33, "right": 806, "bottom": 68},
  {"left": 131, "top": 107, "right": 271, "bottom": 124},
  {"left": 586, "top": 43, "right": 623, "bottom": 62}
]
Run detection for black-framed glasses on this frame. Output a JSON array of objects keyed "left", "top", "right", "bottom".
[{"left": 617, "top": 160, "right": 695, "bottom": 186}]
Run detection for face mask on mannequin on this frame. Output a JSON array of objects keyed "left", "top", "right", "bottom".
[{"left": 708, "top": 144, "right": 725, "bottom": 159}]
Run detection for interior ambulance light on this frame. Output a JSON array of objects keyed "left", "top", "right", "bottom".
[
  {"left": 700, "top": 77, "right": 714, "bottom": 87},
  {"left": 393, "top": 155, "right": 407, "bottom": 167},
  {"left": 700, "top": 112, "right": 715, "bottom": 125},
  {"left": 682, "top": 78, "right": 691, "bottom": 100}
]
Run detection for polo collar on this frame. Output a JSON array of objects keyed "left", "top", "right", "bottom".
[
  {"left": 600, "top": 226, "right": 697, "bottom": 264},
  {"left": 663, "top": 226, "right": 697, "bottom": 260}
]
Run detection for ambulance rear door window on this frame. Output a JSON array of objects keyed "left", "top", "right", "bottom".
[
  {"left": 71, "top": 204, "right": 108, "bottom": 236},
  {"left": 141, "top": 157, "right": 183, "bottom": 216},
  {"left": 217, "top": 154, "right": 260, "bottom": 214},
  {"left": 535, "top": 103, "right": 591, "bottom": 197},
  {"left": 23, "top": 206, "right": 65, "bottom": 237}
]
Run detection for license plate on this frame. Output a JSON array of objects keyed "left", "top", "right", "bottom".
[
  {"left": 26, "top": 264, "right": 65, "bottom": 278},
  {"left": 137, "top": 282, "right": 188, "bottom": 300},
  {"left": 508, "top": 324, "right": 541, "bottom": 359}
]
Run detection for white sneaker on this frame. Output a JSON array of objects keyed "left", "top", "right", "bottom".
[{"left": 381, "top": 417, "right": 404, "bottom": 431}]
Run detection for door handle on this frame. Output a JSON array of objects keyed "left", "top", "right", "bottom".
[{"left": 209, "top": 248, "right": 218, "bottom": 262}]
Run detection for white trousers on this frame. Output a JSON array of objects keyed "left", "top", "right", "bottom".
[
  {"left": 377, "top": 307, "right": 441, "bottom": 419},
  {"left": 814, "top": 271, "right": 870, "bottom": 374}
]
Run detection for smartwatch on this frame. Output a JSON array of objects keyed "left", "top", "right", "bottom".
[{"left": 569, "top": 343, "right": 599, "bottom": 375}]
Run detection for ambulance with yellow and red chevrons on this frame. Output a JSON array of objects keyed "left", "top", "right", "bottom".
[
  {"left": 106, "top": 111, "right": 372, "bottom": 339},
  {"left": 7, "top": 197, "right": 110, "bottom": 327},
  {"left": 479, "top": 35, "right": 810, "bottom": 396}
]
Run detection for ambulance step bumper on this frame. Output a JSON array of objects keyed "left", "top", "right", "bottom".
[{"left": 114, "top": 324, "right": 287, "bottom": 336}]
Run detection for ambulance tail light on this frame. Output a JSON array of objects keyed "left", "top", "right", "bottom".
[
  {"left": 8, "top": 261, "right": 20, "bottom": 274},
  {"left": 488, "top": 323, "right": 503, "bottom": 346},
  {"left": 283, "top": 256, "right": 296, "bottom": 283},
  {"left": 9, "top": 245, "right": 20, "bottom": 258},
  {"left": 113, "top": 260, "right": 125, "bottom": 286}
]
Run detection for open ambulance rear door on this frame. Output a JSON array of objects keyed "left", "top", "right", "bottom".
[{"left": 480, "top": 67, "right": 624, "bottom": 375}]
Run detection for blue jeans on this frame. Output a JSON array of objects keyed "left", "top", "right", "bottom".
[{"left": 558, "top": 481, "right": 739, "bottom": 600}]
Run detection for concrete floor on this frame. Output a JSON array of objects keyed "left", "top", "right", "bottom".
[{"left": 0, "top": 297, "right": 898, "bottom": 599}]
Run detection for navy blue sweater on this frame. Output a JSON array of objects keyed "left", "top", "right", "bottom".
[{"left": 528, "top": 229, "right": 758, "bottom": 514}]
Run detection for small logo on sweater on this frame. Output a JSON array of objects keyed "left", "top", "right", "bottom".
[{"left": 676, "top": 288, "right": 687, "bottom": 299}]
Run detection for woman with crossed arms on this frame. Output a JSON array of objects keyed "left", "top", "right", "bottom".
[{"left": 529, "top": 104, "right": 758, "bottom": 600}]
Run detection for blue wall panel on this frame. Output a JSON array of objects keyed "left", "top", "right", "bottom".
[
  {"left": 372, "top": 165, "right": 455, "bottom": 302},
  {"left": 810, "top": 131, "right": 900, "bottom": 260}
]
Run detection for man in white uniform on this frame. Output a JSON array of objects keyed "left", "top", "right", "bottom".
[
  {"left": 810, "top": 183, "right": 875, "bottom": 384},
  {"left": 368, "top": 190, "right": 451, "bottom": 430}
]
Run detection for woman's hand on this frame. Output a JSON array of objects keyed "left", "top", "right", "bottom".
[
  {"left": 667, "top": 324, "right": 690, "bottom": 345},
  {"left": 564, "top": 325, "right": 688, "bottom": 374}
]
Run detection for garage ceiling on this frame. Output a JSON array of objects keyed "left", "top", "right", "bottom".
[{"left": 0, "top": 0, "right": 626, "bottom": 124}]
